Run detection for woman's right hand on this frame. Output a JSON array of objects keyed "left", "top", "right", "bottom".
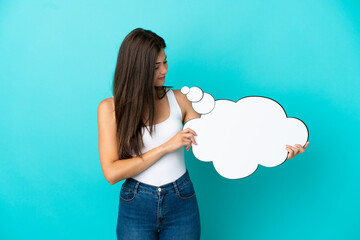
[{"left": 162, "top": 128, "right": 198, "bottom": 153}]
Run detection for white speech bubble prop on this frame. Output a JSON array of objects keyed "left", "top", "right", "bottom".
[{"left": 182, "top": 86, "right": 309, "bottom": 179}]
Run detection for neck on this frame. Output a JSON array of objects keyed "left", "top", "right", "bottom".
[{"left": 153, "top": 86, "right": 165, "bottom": 100}]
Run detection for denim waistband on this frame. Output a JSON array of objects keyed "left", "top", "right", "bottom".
[{"left": 123, "top": 170, "right": 190, "bottom": 194}]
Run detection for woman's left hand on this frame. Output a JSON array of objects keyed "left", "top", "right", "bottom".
[{"left": 286, "top": 142, "right": 309, "bottom": 159}]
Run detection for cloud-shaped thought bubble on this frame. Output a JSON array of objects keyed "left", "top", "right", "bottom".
[{"left": 182, "top": 86, "right": 309, "bottom": 179}]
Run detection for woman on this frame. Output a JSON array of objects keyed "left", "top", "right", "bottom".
[
  {"left": 97, "top": 28, "right": 309, "bottom": 240},
  {"left": 97, "top": 28, "right": 201, "bottom": 240}
]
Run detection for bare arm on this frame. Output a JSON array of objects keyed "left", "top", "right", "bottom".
[
  {"left": 183, "top": 100, "right": 200, "bottom": 125},
  {"left": 97, "top": 98, "right": 197, "bottom": 185}
]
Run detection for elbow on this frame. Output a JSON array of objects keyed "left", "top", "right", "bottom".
[
  {"left": 104, "top": 170, "right": 124, "bottom": 185},
  {"left": 102, "top": 168, "right": 116, "bottom": 185},
  {"left": 103, "top": 173, "right": 114, "bottom": 185},
  {"left": 105, "top": 173, "right": 118, "bottom": 185},
  {"left": 101, "top": 161, "right": 130, "bottom": 185},
  {"left": 106, "top": 177, "right": 116, "bottom": 185}
]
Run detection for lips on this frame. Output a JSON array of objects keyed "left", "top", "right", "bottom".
[{"left": 159, "top": 77, "right": 165, "bottom": 80}]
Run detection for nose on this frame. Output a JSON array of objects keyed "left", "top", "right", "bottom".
[{"left": 160, "top": 64, "right": 168, "bottom": 75}]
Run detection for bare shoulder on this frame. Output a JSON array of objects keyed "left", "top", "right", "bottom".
[
  {"left": 97, "top": 97, "right": 115, "bottom": 122},
  {"left": 172, "top": 89, "right": 200, "bottom": 124},
  {"left": 172, "top": 89, "right": 188, "bottom": 107}
]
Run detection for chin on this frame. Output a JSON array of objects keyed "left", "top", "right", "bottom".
[{"left": 154, "top": 81, "right": 165, "bottom": 87}]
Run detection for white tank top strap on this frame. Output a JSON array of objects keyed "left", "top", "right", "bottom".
[{"left": 167, "top": 89, "right": 182, "bottom": 122}]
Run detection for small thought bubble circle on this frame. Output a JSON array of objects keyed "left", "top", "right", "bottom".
[
  {"left": 187, "top": 87, "right": 203, "bottom": 102},
  {"left": 192, "top": 93, "right": 215, "bottom": 114},
  {"left": 181, "top": 86, "right": 190, "bottom": 94}
]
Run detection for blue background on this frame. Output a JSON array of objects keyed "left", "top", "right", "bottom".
[{"left": 1, "top": 0, "right": 359, "bottom": 239}]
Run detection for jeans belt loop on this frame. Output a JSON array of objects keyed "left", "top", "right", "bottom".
[
  {"left": 172, "top": 180, "right": 180, "bottom": 195},
  {"left": 134, "top": 182, "right": 140, "bottom": 194}
]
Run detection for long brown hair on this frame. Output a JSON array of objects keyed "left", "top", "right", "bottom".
[{"left": 113, "top": 28, "right": 168, "bottom": 159}]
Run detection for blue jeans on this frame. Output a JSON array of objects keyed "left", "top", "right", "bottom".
[{"left": 116, "top": 170, "right": 201, "bottom": 240}]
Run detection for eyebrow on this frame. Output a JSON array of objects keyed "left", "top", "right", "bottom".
[{"left": 155, "top": 55, "right": 167, "bottom": 65}]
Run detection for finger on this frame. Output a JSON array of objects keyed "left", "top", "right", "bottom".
[
  {"left": 191, "top": 135, "right": 197, "bottom": 145},
  {"left": 183, "top": 128, "right": 197, "bottom": 136},
  {"left": 286, "top": 145, "right": 300, "bottom": 154},
  {"left": 183, "top": 128, "right": 191, "bottom": 133},
  {"left": 290, "top": 146, "right": 300, "bottom": 155},
  {"left": 186, "top": 143, "right": 192, "bottom": 151},
  {"left": 295, "top": 144, "right": 305, "bottom": 153},
  {"left": 304, "top": 142, "right": 309, "bottom": 148},
  {"left": 184, "top": 139, "right": 191, "bottom": 146},
  {"left": 286, "top": 146, "right": 294, "bottom": 159},
  {"left": 184, "top": 133, "right": 196, "bottom": 140},
  {"left": 188, "top": 129, "right": 197, "bottom": 136}
]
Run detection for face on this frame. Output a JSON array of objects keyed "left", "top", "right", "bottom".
[{"left": 153, "top": 48, "right": 168, "bottom": 87}]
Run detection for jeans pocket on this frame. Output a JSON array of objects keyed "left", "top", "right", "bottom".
[
  {"left": 176, "top": 179, "right": 196, "bottom": 200},
  {"left": 119, "top": 184, "right": 137, "bottom": 202}
]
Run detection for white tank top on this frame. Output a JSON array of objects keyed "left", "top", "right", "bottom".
[{"left": 131, "top": 89, "right": 186, "bottom": 186}]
